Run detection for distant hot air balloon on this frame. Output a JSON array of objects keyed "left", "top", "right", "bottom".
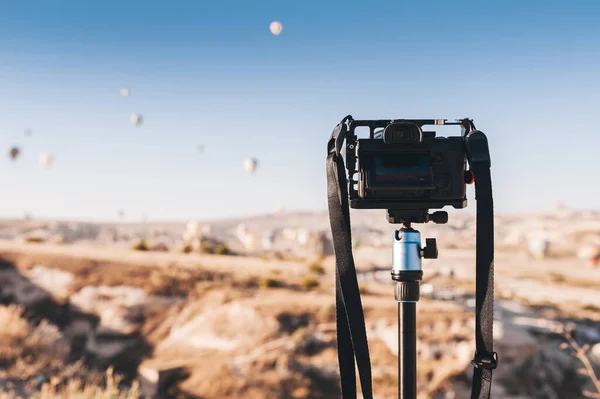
[
  {"left": 528, "top": 236, "right": 550, "bottom": 260},
  {"left": 578, "top": 244, "right": 600, "bottom": 268},
  {"left": 24, "top": 128, "right": 33, "bottom": 137},
  {"left": 118, "top": 209, "right": 126, "bottom": 220},
  {"left": 130, "top": 113, "right": 143, "bottom": 126},
  {"left": 39, "top": 153, "right": 55, "bottom": 168},
  {"left": 8, "top": 146, "right": 20, "bottom": 161},
  {"left": 244, "top": 158, "right": 258, "bottom": 174},
  {"left": 198, "top": 145, "right": 205, "bottom": 153},
  {"left": 297, "top": 229, "right": 309, "bottom": 246},
  {"left": 270, "top": 21, "right": 283, "bottom": 36},
  {"left": 261, "top": 231, "right": 276, "bottom": 250},
  {"left": 120, "top": 88, "right": 130, "bottom": 97}
]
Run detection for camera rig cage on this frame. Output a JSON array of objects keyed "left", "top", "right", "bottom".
[{"left": 339, "top": 117, "right": 477, "bottom": 225}]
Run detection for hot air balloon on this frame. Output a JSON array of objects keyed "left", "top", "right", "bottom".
[
  {"left": 118, "top": 209, "right": 126, "bottom": 220},
  {"left": 198, "top": 145, "right": 205, "bottom": 153},
  {"left": 270, "top": 21, "right": 283, "bottom": 36},
  {"left": 120, "top": 88, "right": 130, "bottom": 97},
  {"left": 130, "top": 113, "right": 143, "bottom": 126},
  {"left": 8, "top": 146, "right": 20, "bottom": 161},
  {"left": 261, "top": 231, "right": 276, "bottom": 250},
  {"left": 39, "top": 153, "right": 55, "bottom": 168},
  {"left": 297, "top": 229, "right": 309, "bottom": 246},
  {"left": 528, "top": 236, "right": 550, "bottom": 260},
  {"left": 244, "top": 158, "right": 258, "bottom": 174},
  {"left": 578, "top": 243, "right": 600, "bottom": 268},
  {"left": 24, "top": 128, "right": 33, "bottom": 137}
]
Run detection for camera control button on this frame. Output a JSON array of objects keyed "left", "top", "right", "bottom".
[{"left": 434, "top": 175, "right": 449, "bottom": 188}]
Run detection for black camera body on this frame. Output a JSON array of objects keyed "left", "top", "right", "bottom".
[{"left": 344, "top": 118, "right": 473, "bottom": 216}]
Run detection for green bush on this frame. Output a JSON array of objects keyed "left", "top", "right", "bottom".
[
  {"left": 261, "top": 278, "right": 282, "bottom": 288},
  {"left": 308, "top": 261, "right": 325, "bottom": 275},
  {"left": 300, "top": 277, "right": 320, "bottom": 290},
  {"left": 214, "top": 244, "right": 230, "bottom": 255},
  {"left": 198, "top": 242, "right": 214, "bottom": 253},
  {"left": 198, "top": 241, "right": 231, "bottom": 255},
  {"left": 132, "top": 240, "right": 148, "bottom": 251},
  {"left": 181, "top": 244, "right": 193, "bottom": 254}
]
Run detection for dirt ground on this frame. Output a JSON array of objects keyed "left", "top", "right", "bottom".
[{"left": 1, "top": 238, "right": 600, "bottom": 398}]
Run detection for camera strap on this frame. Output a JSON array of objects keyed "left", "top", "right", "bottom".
[
  {"left": 327, "top": 116, "right": 373, "bottom": 399},
  {"left": 465, "top": 130, "right": 497, "bottom": 399},
  {"left": 326, "top": 118, "right": 496, "bottom": 399}
]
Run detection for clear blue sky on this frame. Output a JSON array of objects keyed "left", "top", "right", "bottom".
[{"left": 1, "top": 0, "right": 599, "bottom": 222}]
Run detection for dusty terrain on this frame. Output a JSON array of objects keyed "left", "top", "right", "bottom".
[{"left": 1, "top": 207, "right": 600, "bottom": 398}]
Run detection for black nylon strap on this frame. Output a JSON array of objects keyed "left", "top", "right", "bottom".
[
  {"left": 327, "top": 119, "right": 373, "bottom": 399},
  {"left": 466, "top": 130, "right": 497, "bottom": 399}
]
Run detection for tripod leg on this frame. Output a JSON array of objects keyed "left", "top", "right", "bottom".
[{"left": 399, "top": 302, "right": 417, "bottom": 399}]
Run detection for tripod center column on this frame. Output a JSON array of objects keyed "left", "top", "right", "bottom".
[{"left": 392, "top": 227, "right": 422, "bottom": 399}]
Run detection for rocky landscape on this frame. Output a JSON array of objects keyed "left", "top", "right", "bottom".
[{"left": 1, "top": 206, "right": 600, "bottom": 398}]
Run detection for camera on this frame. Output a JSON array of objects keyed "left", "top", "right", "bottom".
[{"left": 343, "top": 118, "right": 474, "bottom": 221}]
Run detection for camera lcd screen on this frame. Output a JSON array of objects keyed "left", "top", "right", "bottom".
[{"left": 368, "top": 154, "right": 432, "bottom": 187}]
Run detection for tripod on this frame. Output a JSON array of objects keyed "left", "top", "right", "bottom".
[{"left": 389, "top": 211, "right": 443, "bottom": 399}]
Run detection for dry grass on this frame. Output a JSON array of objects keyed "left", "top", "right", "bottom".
[
  {"left": 0, "top": 305, "right": 68, "bottom": 379},
  {"left": 0, "top": 368, "right": 139, "bottom": 399},
  {"left": 0, "top": 307, "right": 139, "bottom": 399},
  {"left": 560, "top": 329, "right": 600, "bottom": 398}
]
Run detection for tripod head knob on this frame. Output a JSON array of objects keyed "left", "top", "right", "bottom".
[
  {"left": 430, "top": 211, "right": 448, "bottom": 224},
  {"left": 422, "top": 238, "right": 438, "bottom": 259}
]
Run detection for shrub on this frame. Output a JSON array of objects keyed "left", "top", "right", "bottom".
[
  {"left": 198, "top": 242, "right": 214, "bottom": 254},
  {"left": 199, "top": 241, "right": 231, "bottom": 255},
  {"left": 132, "top": 240, "right": 148, "bottom": 251},
  {"left": 261, "top": 278, "right": 282, "bottom": 288},
  {"left": 181, "top": 244, "right": 193, "bottom": 254},
  {"left": 358, "top": 283, "right": 370, "bottom": 295},
  {"left": 300, "top": 277, "right": 320, "bottom": 290},
  {"left": 25, "top": 236, "right": 46, "bottom": 244},
  {"left": 214, "top": 244, "right": 230, "bottom": 255},
  {"left": 308, "top": 261, "right": 325, "bottom": 275},
  {"left": 317, "top": 303, "right": 336, "bottom": 322}
]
